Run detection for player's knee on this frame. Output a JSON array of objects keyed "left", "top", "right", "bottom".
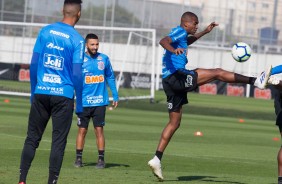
[
  {"left": 170, "top": 120, "right": 181, "bottom": 129},
  {"left": 214, "top": 68, "right": 224, "bottom": 75},
  {"left": 78, "top": 128, "right": 87, "bottom": 136},
  {"left": 213, "top": 68, "right": 226, "bottom": 79},
  {"left": 25, "top": 136, "right": 41, "bottom": 148}
]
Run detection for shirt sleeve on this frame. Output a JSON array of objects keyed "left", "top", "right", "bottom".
[
  {"left": 29, "top": 52, "right": 39, "bottom": 103},
  {"left": 73, "top": 62, "right": 83, "bottom": 113},
  {"left": 73, "top": 40, "right": 85, "bottom": 64},
  {"left": 168, "top": 28, "right": 186, "bottom": 43},
  {"left": 105, "top": 57, "right": 119, "bottom": 101}
]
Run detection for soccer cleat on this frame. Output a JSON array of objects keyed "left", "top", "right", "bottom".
[
  {"left": 254, "top": 65, "right": 272, "bottom": 89},
  {"left": 268, "top": 76, "right": 280, "bottom": 85},
  {"left": 74, "top": 158, "right": 83, "bottom": 168},
  {"left": 95, "top": 159, "right": 105, "bottom": 169},
  {"left": 18, "top": 182, "right": 25, "bottom": 184},
  {"left": 148, "top": 156, "right": 164, "bottom": 181}
]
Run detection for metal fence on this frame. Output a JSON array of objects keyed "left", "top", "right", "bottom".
[{"left": 1, "top": 0, "right": 282, "bottom": 53}]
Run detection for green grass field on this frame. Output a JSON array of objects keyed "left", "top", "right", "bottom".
[{"left": 0, "top": 92, "right": 280, "bottom": 184}]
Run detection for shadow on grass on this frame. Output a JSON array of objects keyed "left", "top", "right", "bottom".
[
  {"left": 172, "top": 176, "right": 246, "bottom": 184},
  {"left": 83, "top": 162, "right": 130, "bottom": 168}
]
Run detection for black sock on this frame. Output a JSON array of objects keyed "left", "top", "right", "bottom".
[
  {"left": 98, "top": 150, "right": 105, "bottom": 161},
  {"left": 48, "top": 171, "right": 59, "bottom": 184},
  {"left": 249, "top": 77, "right": 256, "bottom": 85},
  {"left": 234, "top": 74, "right": 255, "bottom": 84},
  {"left": 155, "top": 151, "right": 163, "bottom": 161},
  {"left": 76, "top": 149, "right": 83, "bottom": 160},
  {"left": 278, "top": 176, "right": 282, "bottom": 184}
]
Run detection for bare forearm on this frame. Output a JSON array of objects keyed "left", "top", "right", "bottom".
[
  {"left": 159, "top": 37, "right": 175, "bottom": 53},
  {"left": 193, "top": 30, "right": 209, "bottom": 39}
]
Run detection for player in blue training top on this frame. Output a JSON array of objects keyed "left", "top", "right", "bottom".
[
  {"left": 18, "top": 1, "right": 84, "bottom": 184},
  {"left": 147, "top": 11, "right": 272, "bottom": 181},
  {"left": 74, "top": 33, "right": 119, "bottom": 169}
]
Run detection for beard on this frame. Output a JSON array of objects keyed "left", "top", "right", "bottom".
[{"left": 87, "top": 47, "right": 97, "bottom": 57}]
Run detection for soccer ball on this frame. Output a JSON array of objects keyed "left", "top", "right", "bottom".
[{"left": 231, "top": 42, "right": 251, "bottom": 62}]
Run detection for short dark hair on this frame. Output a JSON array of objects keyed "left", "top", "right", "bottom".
[
  {"left": 181, "top": 11, "right": 198, "bottom": 20},
  {"left": 85, "top": 33, "right": 99, "bottom": 41},
  {"left": 64, "top": 0, "right": 82, "bottom": 4}
]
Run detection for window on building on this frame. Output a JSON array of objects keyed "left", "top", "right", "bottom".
[
  {"left": 262, "top": 3, "right": 269, "bottom": 8},
  {"left": 261, "top": 16, "right": 267, "bottom": 21},
  {"left": 248, "top": 16, "right": 255, "bottom": 22}
]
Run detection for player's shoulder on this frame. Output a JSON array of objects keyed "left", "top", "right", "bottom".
[
  {"left": 97, "top": 52, "right": 109, "bottom": 60},
  {"left": 169, "top": 26, "right": 187, "bottom": 37},
  {"left": 171, "top": 26, "right": 185, "bottom": 33}
]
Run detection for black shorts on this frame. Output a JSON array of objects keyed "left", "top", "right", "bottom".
[
  {"left": 162, "top": 69, "right": 198, "bottom": 112},
  {"left": 273, "top": 87, "right": 282, "bottom": 130},
  {"left": 77, "top": 106, "right": 106, "bottom": 128}
]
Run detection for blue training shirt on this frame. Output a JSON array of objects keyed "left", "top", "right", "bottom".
[
  {"left": 82, "top": 52, "right": 119, "bottom": 107},
  {"left": 162, "top": 26, "right": 188, "bottom": 78},
  {"left": 33, "top": 22, "right": 84, "bottom": 99}
]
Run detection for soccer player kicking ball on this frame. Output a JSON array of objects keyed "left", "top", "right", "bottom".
[
  {"left": 74, "top": 33, "right": 119, "bottom": 169},
  {"left": 147, "top": 11, "right": 271, "bottom": 181}
]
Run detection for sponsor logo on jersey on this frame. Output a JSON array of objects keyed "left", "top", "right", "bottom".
[
  {"left": 50, "top": 30, "right": 70, "bottom": 39},
  {"left": 37, "top": 86, "right": 64, "bottom": 95},
  {"left": 97, "top": 61, "right": 105, "bottom": 70},
  {"left": 44, "top": 54, "right": 64, "bottom": 70},
  {"left": 85, "top": 75, "right": 104, "bottom": 84},
  {"left": 83, "top": 57, "right": 88, "bottom": 62},
  {"left": 86, "top": 95, "right": 104, "bottom": 104},
  {"left": 42, "top": 73, "right": 62, "bottom": 84},
  {"left": 46, "top": 42, "right": 64, "bottom": 51}
]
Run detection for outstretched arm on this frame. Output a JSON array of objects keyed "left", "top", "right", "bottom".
[{"left": 187, "top": 22, "right": 218, "bottom": 45}]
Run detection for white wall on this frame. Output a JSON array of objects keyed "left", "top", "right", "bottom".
[{"left": 1, "top": 36, "right": 282, "bottom": 79}]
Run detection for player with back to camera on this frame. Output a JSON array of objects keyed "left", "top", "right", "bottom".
[
  {"left": 147, "top": 11, "right": 272, "bottom": 181},
  {"left": 74, "top": 33, "right": 119, "bottom": 169},
  {"left": 18, "top": 0, "right": 84, "bottom": 184}
]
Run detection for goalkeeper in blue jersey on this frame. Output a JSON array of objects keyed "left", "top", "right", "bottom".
[
  {"left": 18, "top": 1, "right": 84, "bottom": 184},
  {"left": 74, "top": 33, "right": 119, "bottom": 169},
  {"left": 147, "top": 11, "right": 272, "bottom": 181}
]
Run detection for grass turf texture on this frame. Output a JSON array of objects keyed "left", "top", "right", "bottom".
[{"left": 0, "top": 92, "right": 280, "bottom": 184}]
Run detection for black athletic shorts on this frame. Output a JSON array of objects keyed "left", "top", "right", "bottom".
[
  {"left": 273, "top": 87, "right": 282, "bottom": 131},
  {"left": 162, "top": 69, "right": 198, "bottom": 112},
  {"left": 77, "top": 106, "right": 106, "bottom": 128}
]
